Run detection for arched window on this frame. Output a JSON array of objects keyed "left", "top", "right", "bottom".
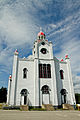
[
  {"left": 60, "top": 70, "right": 64, "bottom": 79},
  {"left": 41, "top": 42, "right": 45, "bottom": 45},
  {"left": 39, "top": 36, "right": 40, "bottom": 39},
  {"left": 20, "top": 89, "right": 28, "bottom": 105},
  {"left": 60, "top": 89, "right": 66, "bottom": 95},
  {"left": 41, "top": 85, "right": 50, "bottom": 94},
  {"left": 23, "top": 68, "right": 27, "bottom": 78},
  {"left": 20, "top": 89, "right": 27, "bottom": 96},
  {"left": 60, "top": 89, "right": 67, "bottom": 104},
  {"left": 41, "top": 35, "right": 43, "bottom": 39}
]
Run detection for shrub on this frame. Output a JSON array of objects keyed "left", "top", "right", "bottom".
[{"left": 0, "top": 103, "right": 3, "bottom": 109}]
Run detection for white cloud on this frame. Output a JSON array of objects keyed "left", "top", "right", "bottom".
[
  {"left": 0, "top": 0, "right": 39, "bottom": 79},
  {"left": 73, "top": 75, "right": 80, "bottom": 93},
  {"left": 44, "top": 8, "right": 80, "bottom": 93},
  {"left": 0, "top": 6, "right": 38, "bottom": 47},
  {"left": 58, "top": 39, "right": 80, "bottom": 93}
]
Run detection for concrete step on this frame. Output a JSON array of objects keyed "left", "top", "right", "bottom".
[
  {"left": 62, "top": 104, "right": 74, "bottom": 110},
  {"left": 42, "top": 104, "right": 55, "bottom": 111},
  {"left": 20, "top": 105, "right": 28, "bottom": 111}
]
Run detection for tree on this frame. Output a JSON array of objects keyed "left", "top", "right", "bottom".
[
  {"left": 75, "top": 93, "right": 80, "bottom": 104},
  {"left": 0, "top": 87, "right": 7, "bottom": 103}
]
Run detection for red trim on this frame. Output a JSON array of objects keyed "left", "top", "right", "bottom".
[
  {"left": 61, "top": 59, "right": 64, "bottom": 61},
  {"left": 65, "top": 55, "right": 68, "bottom": 58},
  {"left": 38, "top": 32, "right": 45, "bottom": 36}
]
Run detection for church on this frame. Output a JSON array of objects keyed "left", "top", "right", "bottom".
[{"left": 7, "top": 31, "right": 76, "bottom": 108}]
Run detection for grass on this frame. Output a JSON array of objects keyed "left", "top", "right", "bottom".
[{"left": 29, "top": 108, "right": 46, "bottom": 111}]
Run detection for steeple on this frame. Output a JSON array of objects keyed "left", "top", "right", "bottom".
[{"left": 37, "top": 28, "right": 45, "bottom": 40}]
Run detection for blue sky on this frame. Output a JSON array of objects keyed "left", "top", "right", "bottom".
[{"left": 0, "top": 0, "right": 80, "bottom": 93}]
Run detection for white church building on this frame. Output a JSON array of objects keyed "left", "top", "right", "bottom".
[{"left": 7, "top": 31, "right": 76, "bottom": 108}]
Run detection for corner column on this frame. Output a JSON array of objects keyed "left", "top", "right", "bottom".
[
  {"left": 34, "top": 41, "right": 40, "bottom": 107},
  {"left": 65, "top": 55, "right": 76, "bottom": 105},
  {"left": 10, "top": 50, "right": 19, "bottom": 105},
  {"left": 51, "top": 59, "right": 58, "bottom": 106},
  {"left": 7, "top": 75, "right": 12, "bottom": 105}
]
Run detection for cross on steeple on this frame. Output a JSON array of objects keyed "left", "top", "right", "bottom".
[{"left": 40, "top": 27, "right": 42, "bottom": 32}]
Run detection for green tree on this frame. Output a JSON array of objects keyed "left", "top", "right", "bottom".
[
  {"left": 0, "top": 87, "right": 7, "bottom": 103},
  {"left": 75, "top": 93, "right": 80, "bottom": 104}
]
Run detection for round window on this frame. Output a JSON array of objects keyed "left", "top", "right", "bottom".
[
  {"left": 40, "top": 48, "right": 47, "bottom": 54},
  {"left": 41, "top": 42, "right": 45, "bottom": 45}
]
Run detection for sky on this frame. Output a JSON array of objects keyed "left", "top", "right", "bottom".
[{"left": 0, "top": 0, "right": 80, "bottom": 93}]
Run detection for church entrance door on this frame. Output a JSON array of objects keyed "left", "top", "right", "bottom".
[
  {"left": 60, "top": 89, "right": 67, "bottom": 104},
  {"left": 24, "top": 96, "right": 27, "bottom": 105},
  {"left": 41, "top": 85, "right": 50, "bottom": 104},
  {"left": 43, "top": 94, "right": 49, "bottom": 104},
  {"left": 20, "top": 89, "right": 28, "bottom": 105}
]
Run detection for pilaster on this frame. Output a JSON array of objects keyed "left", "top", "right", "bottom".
[
  {"left": 65, "top": 55, "right": 76, "bottom": 105},
  {"left": 34, "top": 41, "right": 40, "bottom": 106},
  {"left": 7, "top": 75, "right": 12, "bottom": 105},
  {"left": 34, "top": 41, "right": 38, "bottom": 58},
  {"left": 51, "top": 60, "right": 58, "bottom": 106},
  {"left": 10, "top": 50, "right": 19, "bottom": 105},
  {"left": 34, "top": 58, "right": 40, "bottom": 106}
]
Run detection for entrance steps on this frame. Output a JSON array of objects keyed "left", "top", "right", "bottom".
[
  {"left": 20, "top": 105, "right": 28, "bottom": 111},
  {"left": 62, "top": 104, "right": 74, "bottom": 110},
  {"left": 42, "top": 104, "right": 55, "bottom": 111}
]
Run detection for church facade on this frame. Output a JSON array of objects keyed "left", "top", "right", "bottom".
[{"left": 7, "top": 31, "right": 76, "bottom": 107}]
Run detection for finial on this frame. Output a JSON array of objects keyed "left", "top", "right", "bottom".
[
  {"left": 40, "top": 27, "right": 42, "bottom": 32},
  {"left": 65, "top": 55, "right": 69, "bottom": 59},
  {"left": 9, "top": 75, "right": 12, "bottom": 81},
  {"left": 15, "top": 49, "right": 19, "bottom": 55},
  {"left": 61, "top": 59, "right": 64, "bottom": 62}
]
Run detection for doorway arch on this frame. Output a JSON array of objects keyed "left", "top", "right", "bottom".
[
  {"left": 60, "top": 89, "right": 67, "bottom": 104},
  {"left": 41, "top": 85, "right": 50, "bottom": 104},
  {"left": 20, "top": 89, "right": 28, "bottom": 105}
]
